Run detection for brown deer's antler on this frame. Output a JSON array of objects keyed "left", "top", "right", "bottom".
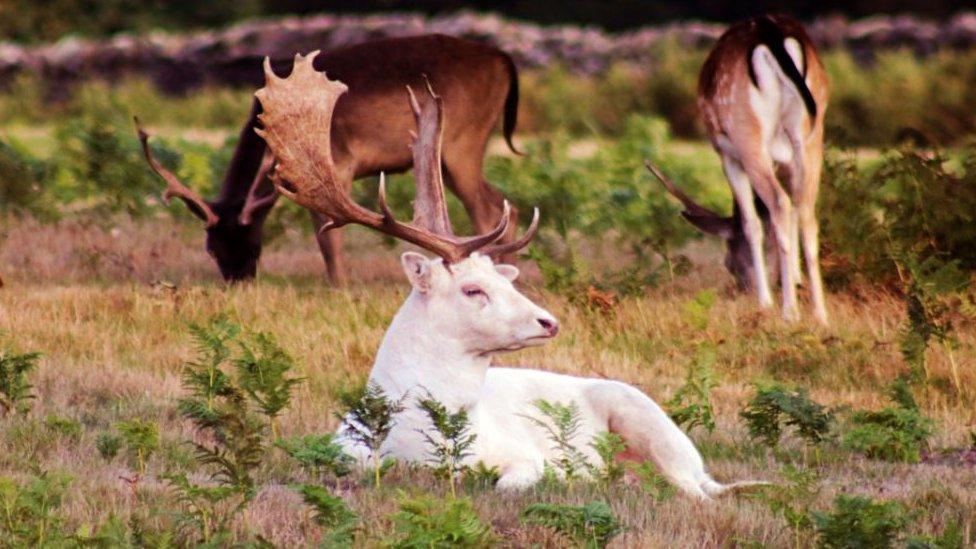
[
  {"left": 644, "top": 160, "right": 724, "bottom": 219},
  {"left": 255, "top": 51, "right": 536, "bottom": 263},
  {"left": 238, "top": 151, "right": 278, "bottom": 225},
  {"left": 135, "top": 118, "right": 219, "bottom": 227}
]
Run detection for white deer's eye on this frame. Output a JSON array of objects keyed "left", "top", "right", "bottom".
[{"left": 462, "top": 285, "right": 485, "bottom": 298}]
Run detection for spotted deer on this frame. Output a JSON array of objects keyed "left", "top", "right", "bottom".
[
  {"left": 650, "top": 15, "right": 829, "bottom": 324},
  {"left": 137, "top": 34, "right": 522, "bottom": 282},
  {"left": 254, "top": 52, "right": 765, "bottom": 498}
]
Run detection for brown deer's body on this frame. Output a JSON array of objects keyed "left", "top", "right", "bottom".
[
  {"left": 656, "top": 15, "right": 829, "bottom": 324},
  {"left": 142, "top": 34, "right": 521, "bottom": 282}
]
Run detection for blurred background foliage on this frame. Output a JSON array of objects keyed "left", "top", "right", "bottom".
[
  {"left": 0, "top": 0, "right": 963, "bottom": 42},
  {"left": 0, "top": 3, "right": 974, "bottom": 300}
]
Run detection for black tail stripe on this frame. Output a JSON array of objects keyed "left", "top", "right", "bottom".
[
  {"left": 501, "top": 53, "right": 522, "bottom": 155},
  {"left": 748, "top": 17, "right": 818, "bottom": 119}
]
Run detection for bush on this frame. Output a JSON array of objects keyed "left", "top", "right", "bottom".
[
  {"left": 841, "top": 409, "right": 933, "bottom": 463},
  {"left": 740, "top": 383, "right": 835, "bottom": 447},
  {"left": 0, "top": 138, "right": 54, "bottom": 219},
  {"left": 386, "top": 493, "right": 494, "bottom": 548},
  {"left": 0, "top": 349, "right": 40, "bottom": 417},
  {"left": 521, "top": 500, "right": 624, "bottom": 549},
  {"left": 813, "top": 494, "right": 912, "bottom": 548},
  {"left": 841, "top": 380, "right": 933, "bottom": 462},
  {"left": 665, "top": 343, "right": 718, "bottom": 434},
  {"left": 486, "top": 115, "right": 705, "bottom": 296},
  {"left": 819, "top": 148, "right": 976, "bottom": 286}
]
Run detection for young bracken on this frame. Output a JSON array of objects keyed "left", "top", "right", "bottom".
[{"left": 255, "top": 52, "right": 763, "bottom": 499}]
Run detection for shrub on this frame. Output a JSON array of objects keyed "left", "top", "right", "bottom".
[
  {"left": 416, "top": 394, "right": 477, "bottom": 497},
  {"left": 841, "top": 379, "right": 933, "bottom": 462},
  {"left": 386, "top": 492, "right": 494, "bottom": 548},
  {"left": 813, "top": 494, "right": 912, "bottom": 549},
  {"left": 276, "top": 434, "right": 354, "bottom": 479},
  {"left": 630, "top": 462, "right": 677, "bottom": 503},
  {"left": 740, "top": 383, "right": 835, "bottom": 447},
  {"left": 43, "top": 415, "right": 82, "bottom": 442},
  {"left": 0, "top": 471, "right": 72, "bottom": 546},
  {"left": 233, "top": 332, "right": 304, "bottom": 439},
  {"left": 751, "top": 465, "right": 821, "bottom": 548},
  {"left": 841, "top": 409, "right": 932, "bottom": 463},
  {"left": 294, "top": 484, "right": 358, "bottom": 547},
  {"left": 167, "top": 317, "right": 304, "bottom": 544},
  {"left": 588, "top": 431, "right": 627, "bottom": 488},
  {"left": 819, "top": 148, "right": 976, "bottom": 290},
  {"left": 486, "top": 115, "right": 702, "bottom": 297},
  {"left": 0, "top": 350, "right": 40, "bottom": 417},
  {"left": 522, "top": 399, "right": 588, "bottom": 483},
  {"left": 0, "top": 138, "right": 54, "bottom": 219},
  {"left": 115, "top": 419, "right": 160, "bottom": 474},
  {"left": 334, "top": 381, "right": 406, "bottom": 488},
  {"left": 521, "top": 500, "right": 624, "bottom": 549},
  {"left": 666, "top": 343, "right": 718, "bottom": 434}
]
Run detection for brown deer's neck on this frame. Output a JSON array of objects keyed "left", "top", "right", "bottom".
[{"left": 216, "top": 99, "right": 270, "bottom": 208}]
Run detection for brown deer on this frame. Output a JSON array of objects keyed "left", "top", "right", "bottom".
[
  {"left": 136, "top": 34, "right": 522, "bottom": 282},
  {"left": 649, "top": 14, "right": 829, "bottom": 324}
]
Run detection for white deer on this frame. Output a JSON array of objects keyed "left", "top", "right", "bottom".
[{"left": 254, "top": 52, "right": 763, "bottom": 499}]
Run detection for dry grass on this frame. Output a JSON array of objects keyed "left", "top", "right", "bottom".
[{"left": 0, "top": 217, "right": 974, "bottom": 547}]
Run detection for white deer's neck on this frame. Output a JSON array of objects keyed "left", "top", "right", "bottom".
[{"left": 368, "top": 291, "right": 489, "bottom": 410}]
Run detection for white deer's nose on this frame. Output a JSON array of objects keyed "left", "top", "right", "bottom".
[{"left": 537, "top": 317, "right": 560, "bottom": 337}]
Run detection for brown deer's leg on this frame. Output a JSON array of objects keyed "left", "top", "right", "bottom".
[
  {"left": 721, "top": 156, "right": 775, "bottom": 309},
  {"left": 442, "top": 147, "right": 519, "bottom": 263},
  {"left": 310, "top": 211, "right": 346, "bottom": 285},
  {"left": 740, "top": 154, "right": 799, "bottom": 322},
  {"left": 800, "top": 135, "right": 828, "bottom": 325}
]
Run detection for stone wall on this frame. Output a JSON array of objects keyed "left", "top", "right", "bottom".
[{"left": 2, "top": 12, "right": 975, "bottom": 94}]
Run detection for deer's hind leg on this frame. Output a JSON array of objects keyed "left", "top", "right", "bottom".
[
  {"left": 740, "top": 151, "right": 800, "bottom": 322},
  {"left": 721, "top": 153, "right": 776, "bottom": 309},
  {"left": 310, "top": 213, "right": 346, "bottom": 285},
  {"left": 309, "top": 162, "right": 355, "bottom": 285},
  {"left": 441, "top": 135, "right": 519, "bottom": 262}
]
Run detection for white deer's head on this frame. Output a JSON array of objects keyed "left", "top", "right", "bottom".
[{"left": 400, "top": 251, "right": 559, "bottom": 356}]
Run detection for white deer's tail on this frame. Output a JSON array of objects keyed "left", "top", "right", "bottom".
[
  {"left": 701, "top": 478, "right": 772, "bottom": 498},
  {"left": 598, "top": 380, "right": 767, "bottom": 500}
]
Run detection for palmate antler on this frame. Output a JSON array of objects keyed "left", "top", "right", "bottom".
[{"left": 254, "top": 51, "right": 537, "bottom": 264}]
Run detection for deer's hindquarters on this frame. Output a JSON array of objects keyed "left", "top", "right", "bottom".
[{"left": 697, "top": 14, "right": 829, "bottom": 323}]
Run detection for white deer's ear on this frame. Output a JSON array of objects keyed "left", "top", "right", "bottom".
[
  {"left": 401, "top": 251, "right": 432, "bottom": 292},
  {"left": 494, "top": 264, "right": 519, "bottom": 281}
]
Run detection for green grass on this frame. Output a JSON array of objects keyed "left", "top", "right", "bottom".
[{"left": 0, "top": 217, "right": 973, "bottom": 545}]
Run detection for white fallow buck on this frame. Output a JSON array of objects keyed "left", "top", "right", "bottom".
[
  {"left": 253, "top": 51, "right": 764, "bottom": 499},
  {"left": 649, "top": 15, "right": 830, "bottom": 324}
]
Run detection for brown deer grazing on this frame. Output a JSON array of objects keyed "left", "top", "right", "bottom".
[
  {"left": 649, "top": 15, "right": 829, "bottom": 324},
  {"left": 136, "top": 34, "right": 522, "bottom": 282}
]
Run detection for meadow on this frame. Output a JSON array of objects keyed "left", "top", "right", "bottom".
[{"left": 0, "top": 49, "right": 975, "bottom": 547}]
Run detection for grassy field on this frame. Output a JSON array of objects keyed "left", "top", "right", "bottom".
[
  {"left": 0, "top": 211, "right": 973, "bottom": 546},
  {"left": 1, "top": 58, "right": 975, "bottom": 545}
]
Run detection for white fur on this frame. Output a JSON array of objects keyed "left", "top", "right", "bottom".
[{"left": 337, "top": 252, "right": 762, "bottom": 499}]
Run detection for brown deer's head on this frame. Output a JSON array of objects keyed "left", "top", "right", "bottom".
[
  {"left": 136, "top": 121, "right": 277, "bottom": 281},
  {"left": 645, "top": 161, "right": 776, "bottom": 291}
]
